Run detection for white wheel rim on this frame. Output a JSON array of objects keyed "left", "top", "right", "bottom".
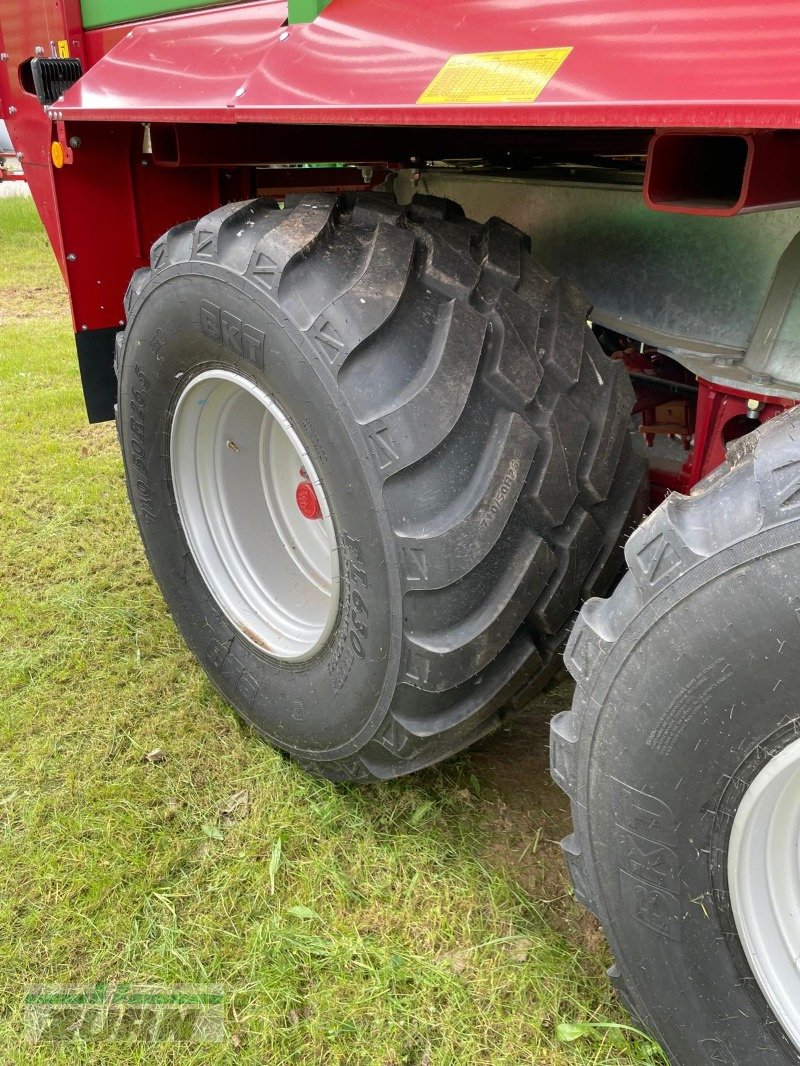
[
  {"left": 728, "top": 734, "right": 800, "bottom": 1050},
  {"left": 170, "top": 369, "right": 340, "bottom": 661}
]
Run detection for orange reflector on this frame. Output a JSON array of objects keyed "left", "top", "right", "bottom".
[{"left": 51, "top": 141, "right": 64, "bottom": 169}]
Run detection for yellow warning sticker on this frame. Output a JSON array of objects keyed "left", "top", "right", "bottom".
[
  {"left": 418, "top": 47, "right": 572, "bottom": 105},
  {"left": 57, "top": 40, "right": 70, "bottom": 58}
]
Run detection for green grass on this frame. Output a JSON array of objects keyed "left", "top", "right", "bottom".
[{"left": 0, "top": 197, "right": 663, "bottom": 1065}]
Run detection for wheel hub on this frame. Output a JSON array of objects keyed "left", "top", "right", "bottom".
[
  {"left": 169, "top": 368, "right": 339, "bottom": 661},
  {"left": 728, "top": 735, "right": 800, "bottom": 1051}
]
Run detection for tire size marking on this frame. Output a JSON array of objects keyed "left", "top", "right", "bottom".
[
  {"left": 480, "top": 456, "right": 520, "bottom": 529},
  {"left": 343, "top": 533, "right": 368, "bottom": 659},
  {"left": 128, "top": 364, "right": 160, "bottom": 524},
  {"left": 327, "top": 532, "right": 369, "bottom": 693}
]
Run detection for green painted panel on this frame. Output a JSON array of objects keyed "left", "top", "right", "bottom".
[
  {"left": 80, "top": 0, "right": 245, "bottom": 30},
  {"left": 287, "top": 0, "right": 331, "bottom": 23}
]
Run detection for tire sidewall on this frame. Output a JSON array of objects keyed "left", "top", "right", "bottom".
[
  {"left": 580, "top": 529, "right": 800, "bottom": 1064},
  {"left": 118, "top": 263, "right": 402, "bottom": 761}
]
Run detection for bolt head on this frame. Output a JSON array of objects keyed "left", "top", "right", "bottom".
[{"left": 0, "top": 52, "right": 9, "bottom": 62}]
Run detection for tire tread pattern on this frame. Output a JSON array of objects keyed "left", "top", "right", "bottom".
[
  {"left": 124, "top": 192, "right": 646, "bottom": 781},
  {"left": 552, "top": 405, "right": 800, "bottom": 1054}
]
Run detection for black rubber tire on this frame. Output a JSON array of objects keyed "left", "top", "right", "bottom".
[
  {"left": 117, "top": 190, "right": 645, "bottom": 782},
  {"left": 551, "top": 406, "right": 800, "bottom": 1064}
]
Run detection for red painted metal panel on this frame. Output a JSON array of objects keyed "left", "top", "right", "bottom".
[
  {"left": 644, "top": 131, "right": 800, "bottom": 215},
  {"left": 52, "top": 122, "right": 218, "bottom": 330},
  {"left": 0, "top": 0, "right": 85, "bottom": 275},
  {"left": 75, "top": 2, "right": 288, "bottom": 123},
  {"left": 0, "top": 1, "right": 219, "bottom": 332},
  {"left": 52, "top": 0, "right": 800, "bottom": 129}
]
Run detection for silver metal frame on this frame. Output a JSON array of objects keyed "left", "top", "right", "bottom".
[{"left": 422, "top": 170, "right": 800, "bottom": 400}]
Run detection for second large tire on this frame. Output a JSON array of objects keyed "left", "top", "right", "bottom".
[
  {"left": 552, "top": 407, "right": 800, "bottom": 1064},
  {"left": 117, "top": 191, "right": 645, "bottom": 781}
]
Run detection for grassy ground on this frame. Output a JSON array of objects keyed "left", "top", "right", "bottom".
[{"left": 0, "top": 197, "right": 663, "bottom": 1065}]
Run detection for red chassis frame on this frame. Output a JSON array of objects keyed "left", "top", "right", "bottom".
[{"left": 2, "top": 0, "right": 800, "bottom": 483}]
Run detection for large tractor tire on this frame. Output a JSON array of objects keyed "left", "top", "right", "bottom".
[
  {"left": 552, "top": 407, "right": 800, "bottom": 1064},
  {"left": 117, "top": 191, "right": 644, "bottom": 782}
]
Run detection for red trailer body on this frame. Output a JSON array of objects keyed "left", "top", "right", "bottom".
[
  {"left": 2, "top": 3, "right": 800, "bottom": 318},
  {"left": 59, "top": 0, "right": 800, "bottom": 129}
]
